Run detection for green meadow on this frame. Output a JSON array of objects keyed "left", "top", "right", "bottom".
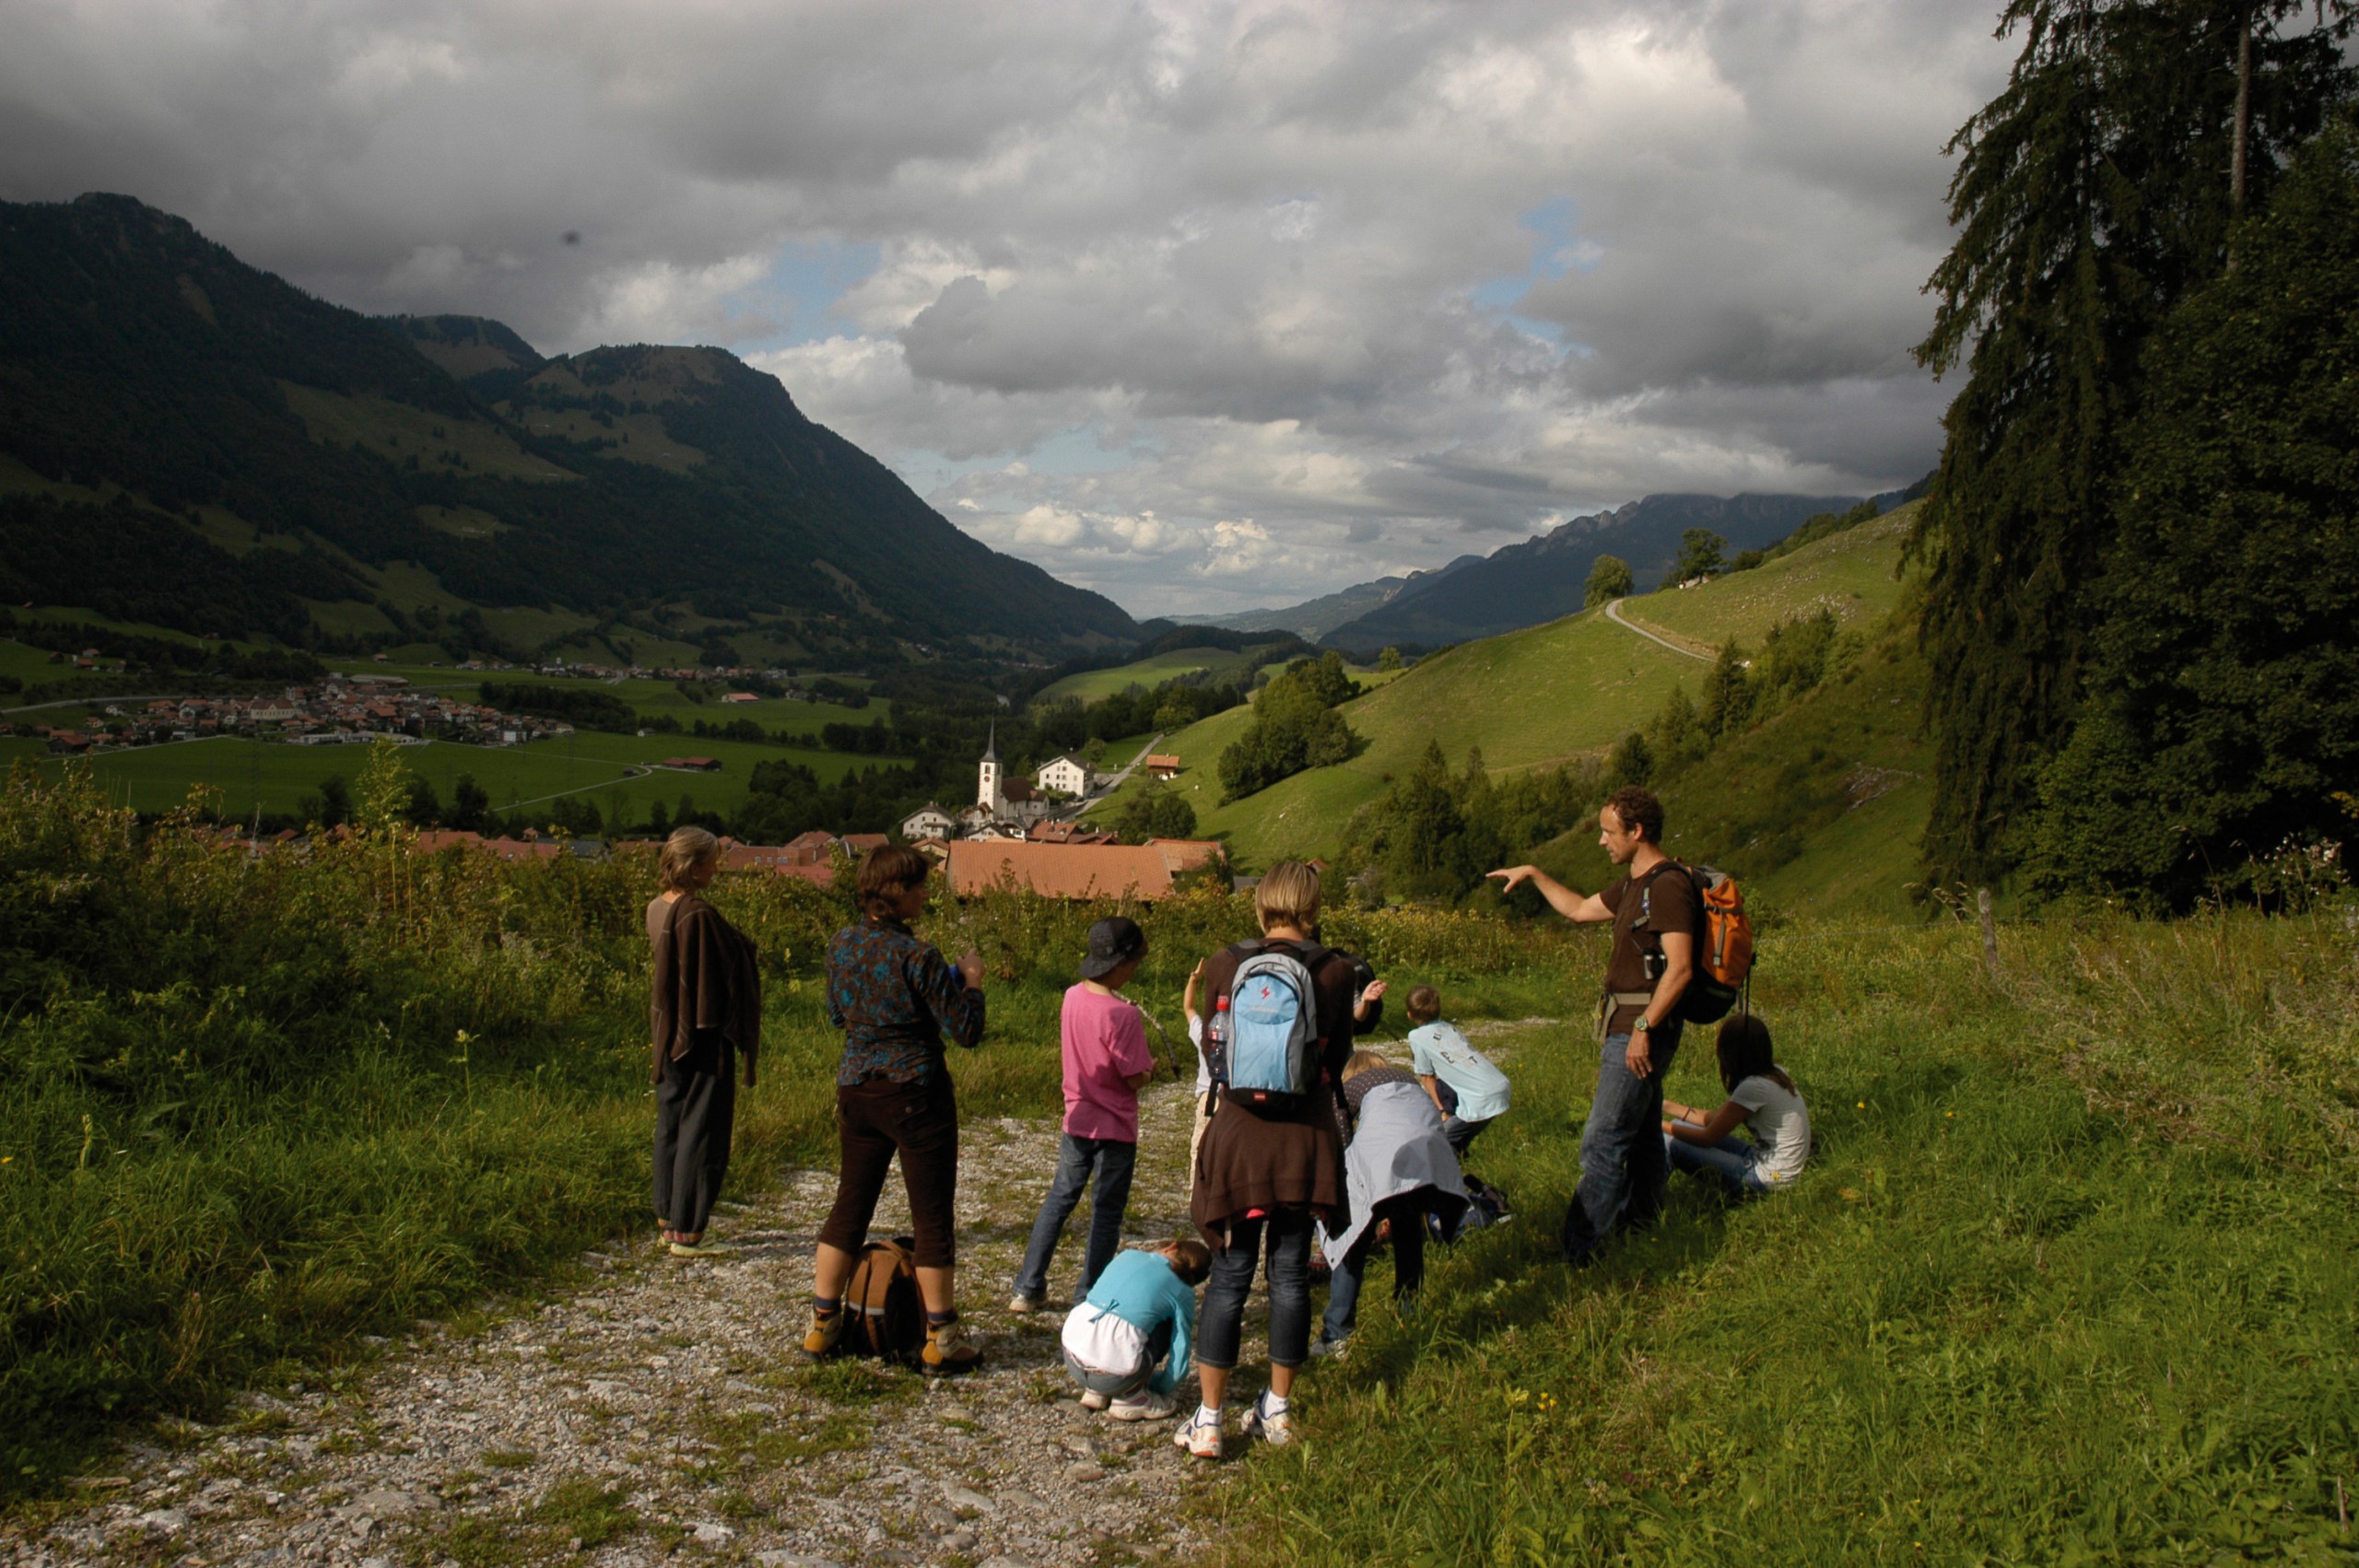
[
  {"left": 1215, "top": 910, "right": 2359, "bottom": 1565},
  {"left": 0, "top": 731, "right": 891, "bottom": 823}
]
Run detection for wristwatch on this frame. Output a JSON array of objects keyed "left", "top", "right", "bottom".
[{"left": 1633, "top": 1016, "right": 1651, "bottom": 1033}]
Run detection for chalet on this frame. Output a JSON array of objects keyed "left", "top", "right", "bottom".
[
  {"left": 899, "top": 802, "right": 957, "bottom": 841},
  {"left": 1144, "top": 754, "right": 1183, "bottom": 780},
  {"left": 1035, "top": 754, "right": 1091, "bottom": 797}
]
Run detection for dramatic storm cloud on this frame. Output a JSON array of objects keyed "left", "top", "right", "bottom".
[{"left": 0, "top": 0, "right": 2013, "bottom": 615}]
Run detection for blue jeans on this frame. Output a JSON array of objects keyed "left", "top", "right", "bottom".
[
  {"left": 1567, "top": 1028, "right": 1681, "bottom": 1261},
  {"left": 1196, "top": 1210, "right": 1314, "bottom": 1371},
  {"left": 1320, "top": 1192, "right": 1429, "bottom": 1342},
  {"left": 1062, "top": 1322, "right": 1174, "bottom": 1399},
  {"left": 1013, "top": 1134, "right": 1137, "bottom": 1303},
  {"left": 1667, "top": 1133, "right": 1774, "bottom": 1197}
]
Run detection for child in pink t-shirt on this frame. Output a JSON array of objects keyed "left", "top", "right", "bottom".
[{"left": 1009, "top": 918, "right": 1156, "bottom": 1312}]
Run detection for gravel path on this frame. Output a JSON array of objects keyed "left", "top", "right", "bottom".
[{"left": 3, "top": 1077, "right": 1238, "bottom": 1568}]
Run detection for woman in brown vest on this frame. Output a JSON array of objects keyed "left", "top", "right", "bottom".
[{"left": 648, "top": 826, "right": 760, "bottom": 1258}]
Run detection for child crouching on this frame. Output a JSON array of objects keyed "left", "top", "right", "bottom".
[{"left": 1060, "top": 1236, "right": 1212, "bottom": 1422}]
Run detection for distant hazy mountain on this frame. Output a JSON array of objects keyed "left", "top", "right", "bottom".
[
  {"left": 0, "top": 193, "right": 1139, "bottom": 657},
  {"left": 1311, "top": 493, "right": 1875, "bottom": 652}
]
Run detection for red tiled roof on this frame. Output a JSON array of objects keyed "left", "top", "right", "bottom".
[{"left": 945, "top": 837, "right": 1223, "bottom": 901}]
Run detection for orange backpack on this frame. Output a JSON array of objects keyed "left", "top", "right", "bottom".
[
  {"left": 1635, "top": 861, "right": 1755, "bottom": 1023},
  {"left": 839, "top": 1237, "right": 926, "bottom": 1363}
]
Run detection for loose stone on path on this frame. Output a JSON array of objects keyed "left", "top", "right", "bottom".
[{"left": 0, "top": 1079, "right": 1227, "bottom": 1568}]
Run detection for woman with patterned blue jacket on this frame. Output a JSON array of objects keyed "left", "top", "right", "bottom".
[{"left": 802, "top": 846, "right": 987, "bottom": 1374}]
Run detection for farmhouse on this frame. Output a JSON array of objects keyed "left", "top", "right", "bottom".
[
  {"left": 1035, "top": 753, "right": 1091, "bottom": 797},
  {"left": 899, "top": 802, "right": 957, "bottom": 841},
  {"left": 1143, "top": 754, "right": 1182, "bottom": 779},
  {"left": 662, "top": 756, "right": 723, "bottom": 772}
]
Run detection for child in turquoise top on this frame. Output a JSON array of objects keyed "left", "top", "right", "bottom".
[{"left": 1058, "top": 1237, "right": 1211, "bottom": 1422}]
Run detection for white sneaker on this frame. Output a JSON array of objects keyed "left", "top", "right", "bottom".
[
  {"left": 1109, "top": 1391, "right": 1179, "bottom": 1422},
  {"left": 1175, "top": 1410, "right": 1223, "bottom": 1459},
  {"left": 1078, "top": 1387, "right": 1109, "bottom": 1410},
  {"left": 1006, "top": 1292, "right": 1046, "bottom": 1314},
  {"left": 1240, "top": 1397, "right": 1293, "bottom": 1447}
]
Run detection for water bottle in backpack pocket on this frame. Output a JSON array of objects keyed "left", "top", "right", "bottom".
[{"left": 1209, "top": 943, "right": 1324, "bottom": 1111}]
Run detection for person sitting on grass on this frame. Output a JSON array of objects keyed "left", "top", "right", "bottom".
[
  {"left": 1662, "top": 1014, "right": 1812, "bottom": 1197},
  {"left": 1059, "top": 1235, "right": 1212, "bottom": 1423},
  {"left": 1316, "top": 1050, "right": 1468, "bottom": 1355},
  {"left": 1010, "top": 918, "right": 1156, "bottom": 1314},
  {"left": 1403, "top": 985, "right": 1512, "bottom": 1155}
]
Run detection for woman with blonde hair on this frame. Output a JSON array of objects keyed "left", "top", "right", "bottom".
[
  {"left": 1179, "top": 860, "right": 1370, "bottom": 1458},
  {"left": 648, "top": 825, "right": 760, "bottom": 1257}
]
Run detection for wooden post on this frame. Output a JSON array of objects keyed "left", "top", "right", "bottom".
[{"left": 1977, "top": 886, "right": 2001, "bottom": 982}]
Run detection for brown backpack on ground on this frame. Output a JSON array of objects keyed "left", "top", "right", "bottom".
[{"left": 839, "top": 1236, "right": 925, "bottom": 1362}]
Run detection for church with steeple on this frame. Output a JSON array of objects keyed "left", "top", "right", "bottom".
[{"left": 954, "top": 722, "right": 1049, "bottom": 837}]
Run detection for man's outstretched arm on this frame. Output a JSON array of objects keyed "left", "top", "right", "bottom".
[{"left": 1486, "top": 864, "right": 1613, "bottom": 923}]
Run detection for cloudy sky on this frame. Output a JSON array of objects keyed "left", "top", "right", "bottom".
[{"left": 1, "top": 0, "right": 2014, "bottom": 617}]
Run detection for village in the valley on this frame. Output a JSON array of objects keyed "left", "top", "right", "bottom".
[{"left": 410, "top": 727, "right": 1219, "bottom": 901}]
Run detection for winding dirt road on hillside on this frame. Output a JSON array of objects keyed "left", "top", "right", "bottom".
[{"left": 1602, "top": 599, "right": 1713, "bottom": 661}]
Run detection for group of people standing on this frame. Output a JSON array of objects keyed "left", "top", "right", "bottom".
[{"left": 640, "top": 785, "right": 1811, "bottom": 1459}]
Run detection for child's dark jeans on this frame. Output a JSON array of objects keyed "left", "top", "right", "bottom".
[
  {"left": 1320, "top": 1191, "right": 1431, "bottom": 1342},
  {"left": 1013, "top": 1133, "right": 1138, "bottom": 1303}
]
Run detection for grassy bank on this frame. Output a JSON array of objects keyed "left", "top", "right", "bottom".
[
  {"left": 1216, "top": 910, "right": 2359, "bottom": 1564},
  {"left": 0, "top": 758, "right": 1583, "bottom": 1499}
]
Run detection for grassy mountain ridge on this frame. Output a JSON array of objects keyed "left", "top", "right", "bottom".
[
  {"left": 1320, "top": 491, "right": 1867, "bottom": 652},
  {"left": 0, "top": 193, "right": 1139, "bottom": 660},
  {"left": 1092, "top": 511, "right": 1925, "bottom": 909}
]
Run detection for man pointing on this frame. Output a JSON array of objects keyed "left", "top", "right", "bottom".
[{"left": 1488, "top": 786, "right": 1696, "bottom": 1265}]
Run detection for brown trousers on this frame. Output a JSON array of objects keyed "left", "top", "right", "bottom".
[{"left": 817, "top": 1071, "right": 961, "bottom": 1269}]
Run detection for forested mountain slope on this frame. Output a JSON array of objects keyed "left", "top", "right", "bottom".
[{"left": 0, "top": 194, "right": 1138, "bottom": 659}]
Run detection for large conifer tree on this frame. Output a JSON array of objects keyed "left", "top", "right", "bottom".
[
  {"left": 1910, "top": 0, "right": 2351, "bottom": 883},
  {"left": 2032, "top": 120, "right": 2359, "bottom": 903}
]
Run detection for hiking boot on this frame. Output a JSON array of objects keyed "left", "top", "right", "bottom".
[
  {"left": 801, "top": 1306, "right": 844, "bottom": 1359},
  {"left": 1308, "top": 1333, "right": 1348, "bottom": 1362},
  {"left": 1175, "top": 1410, "right": 1222, "bottom": 1460},
  {"left": 1006, "top": 1292, "right": 1046, "bottom": 1315},
  {"left": 668, "top": 1238, "right": 733, "bottom": 1258},
  {"left": 1109, "top": 1391, "right": 1179, "bottom": 1422},
  {"left": 921, "top": 1317, "right": 981, "bottom": 1375},
  {"left": 1078, "top": 1388, "right": 1110, "bottom": 1411},
  {"left": 1240, "top": 1397, "right": 1293, "bottom": 1447}
]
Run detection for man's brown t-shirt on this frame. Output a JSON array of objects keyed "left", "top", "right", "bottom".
[{"left": 1597, "top": 863, "right": 1700, "bottom": 1035}]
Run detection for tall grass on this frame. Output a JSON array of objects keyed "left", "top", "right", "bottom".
[
  {"left": 1214, "top": 909, "right": 2359, "bottom": 1564},
  {"left": 0, "top": 759, "right": 1586, "bottom": 1496}
]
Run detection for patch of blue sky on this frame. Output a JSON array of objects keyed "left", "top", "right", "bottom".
[
  {"left": 720, "top": 239, "right": 883, "bottom": 353},
  {"left": 1469, "top": 196, "right": 1593, "bottom": 349}
]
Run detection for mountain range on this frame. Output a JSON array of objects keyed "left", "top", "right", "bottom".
[
  {"left": 0, "top": 194, "right": 1139, "bottom": 663},
  {"left": 1194, "top": 488, "right": 1924, "bottom": 651}
]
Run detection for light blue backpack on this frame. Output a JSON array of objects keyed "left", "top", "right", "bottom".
[{"left": 1212, "top": 941, "right": 1328, "bottom": 1110}]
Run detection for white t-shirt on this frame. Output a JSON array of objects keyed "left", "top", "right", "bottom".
[
  {"left": 1189, "top": 1014, "right": 1209, "bottom": 1094},
  {"left": 1407, "top": 1022, "right": 1511, "bottom": 1123},
  {"left": 1730, "top": 1071, "right": 1811, "bottom": 1182}
]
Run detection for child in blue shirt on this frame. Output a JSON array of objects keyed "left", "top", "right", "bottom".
[
  {"left": 1058, "top": 1236, "right": 1211, "bottom": 1422},
  {"left": 1405, "top": 985, "right": 1511, "bottom": 1153}
]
